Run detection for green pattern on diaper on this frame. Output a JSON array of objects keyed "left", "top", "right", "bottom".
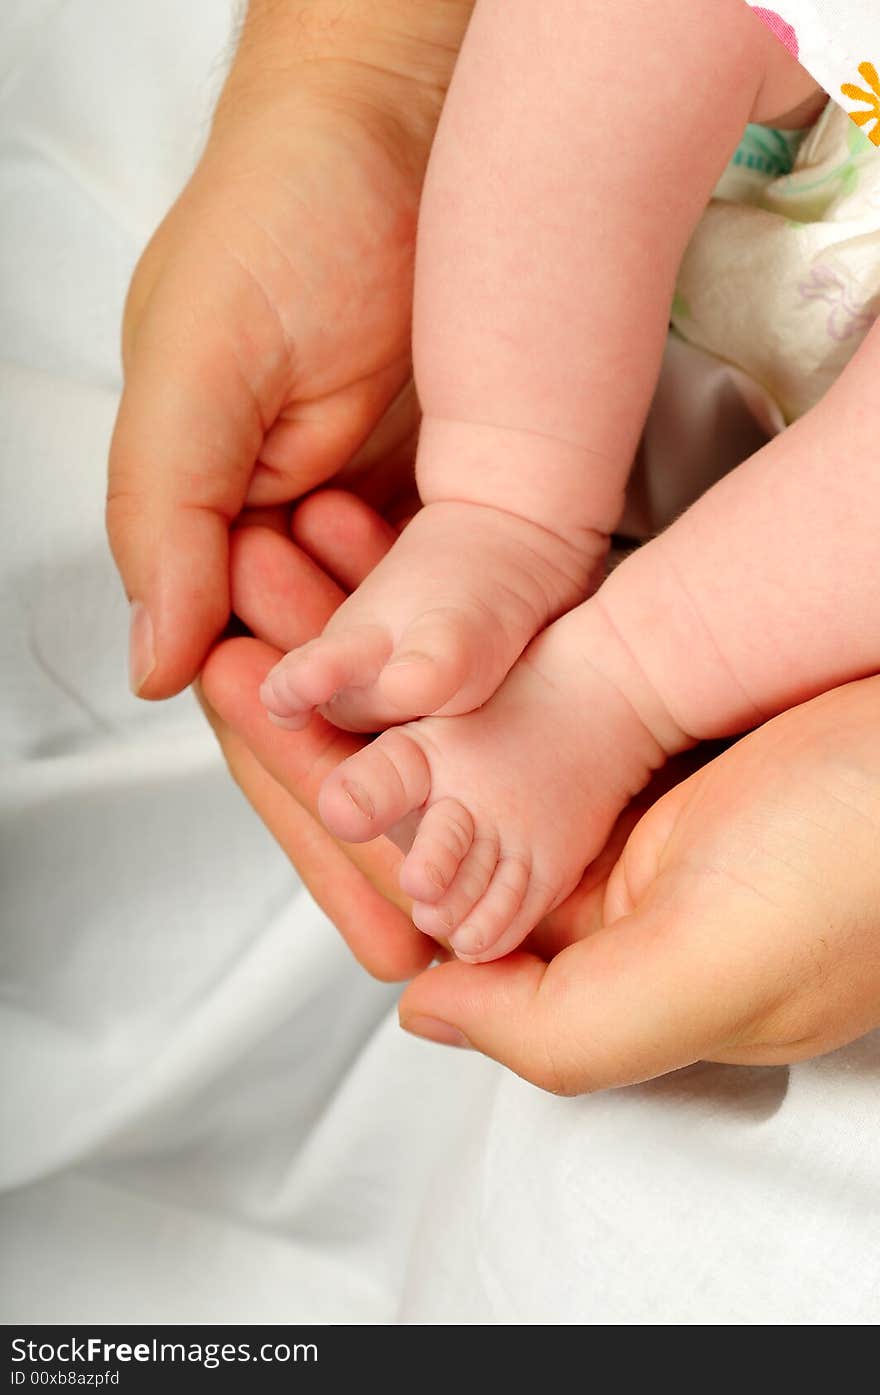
[
  {"left": 847, "top": 122, "right": 874, "bottom": 156},
  {"left": 671, "top": 289, "right": 692, "bottom": 321},
  {"left": 731, "top": 125, "right": 805, "bottom": 177},
  {"left": 716, "top": 118, "right": 875, "bottom": 211}
]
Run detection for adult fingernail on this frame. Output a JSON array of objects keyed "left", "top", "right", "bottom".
[
  {"left": 129, "top": 602, "right": 156, "bottom": 694},
  {"left": 401, "top": 1015, "right": 471, "bottom": 1049}
]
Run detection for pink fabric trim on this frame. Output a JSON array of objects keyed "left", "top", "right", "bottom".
[{"left": 752, "top": 7, "right": 800, "bottom": 59}]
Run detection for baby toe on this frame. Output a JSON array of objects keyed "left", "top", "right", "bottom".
[
  {"left": 318, "top": 727, "right": 432, "bottom": 843},
  {"left": 400, "top": 799, "right": 475, "bottom": 903},
  {"left": 262, "top": 626, "right": 390, "bottom": 719},
  {"left": 377, "top": 608, "right": 477, "bottom": 717},
  {"left": 411, "top": 830, "right": 500, "bottom": 943},
  {"left": 447, "top": 854, "right": 532, "bottom": 961}
]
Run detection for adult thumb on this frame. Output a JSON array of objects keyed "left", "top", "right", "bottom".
[
  {"left": 398, "top": 846, "right": 772, "bottom": 1093},
  {"left": 107, "top": 299, "right": 264, "bottom": 699}
]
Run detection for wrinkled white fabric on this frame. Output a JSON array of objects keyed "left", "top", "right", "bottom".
[{"left": 1, "top": 0, "right": 879, "bottom": 1327}]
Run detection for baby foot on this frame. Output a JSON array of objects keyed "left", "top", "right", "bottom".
[
  {"left": 260, "top": 500, "right": 602, "bottom": 733},
  {"left": 317, "top": 603, "right": 673, "bottom": 961}
]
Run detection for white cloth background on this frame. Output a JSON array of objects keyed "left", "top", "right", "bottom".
[{"left": 1, "top": 0, "right": 878, "bottom": 1326}]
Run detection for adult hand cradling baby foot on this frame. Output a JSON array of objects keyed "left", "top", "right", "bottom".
[
  {"left": 108, "top": 0, "right": 880, "bottom": 1092},
  {"left": 201, "top": 496, "right": 880, "bottom": 1092}
]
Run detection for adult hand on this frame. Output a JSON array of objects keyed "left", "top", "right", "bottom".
[
  {"left": 108, "top": 0, "right": 471, "bottom": 699},
  {"left": 202, "top": 492, "right": 880, "bottom": 1089},
  {"left": 404, "top": 674, "right": 880, "bottom": 1088},
  {"left": 201, "top": 490, "right": 639, "bottom": 983},
  {"left": 201, "top": 492, "right": 435, "bottom": 983}
]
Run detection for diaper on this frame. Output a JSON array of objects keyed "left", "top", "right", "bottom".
[{"left": 672, "top": 102, "right": 880, "bottom": 422}]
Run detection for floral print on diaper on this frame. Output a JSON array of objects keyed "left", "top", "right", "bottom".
[
  {"left": 798, "top": 263, "right": 878, "bottom": 340},
  {"left": 842, "top": 61, "right": 880, "bottom": 144},
  {"left": 746, "top": 2, "right": 880, "bottom": 150}
]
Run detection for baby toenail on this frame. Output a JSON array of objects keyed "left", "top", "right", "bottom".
[
  {"left": 436, "top": 905, "right": 456, "bottom": 930},
  {"left": 266, "top": 711, "right": 309, "bottom": 731},
  {"left": 386, "top": 650, "right": 432, "bottom": 668},
  {"left": 259, "top": 675, "right": 280, "bottom": 708},
  {"left": 343, "top": 780, "right": 375, "bottom": 820},
  {"left": 449, "top": 928, "right": 484, "bottom": 957},
  {"left": 426, "top": 862, "right": 448, "bottom": 889}
]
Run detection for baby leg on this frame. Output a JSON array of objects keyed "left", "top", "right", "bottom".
[
  {"left": 317, "top": 317, "right": 880, "bottom": 959},
  {"left": 594, "top": 320, "right": 880, "bottom": 747},
  {"left": 265, "top": 0, "right": 802, "bottom": 734}
]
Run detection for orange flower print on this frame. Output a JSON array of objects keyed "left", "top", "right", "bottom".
[{"left": 841, "top": 62, "right": 880, "bottom": 147}]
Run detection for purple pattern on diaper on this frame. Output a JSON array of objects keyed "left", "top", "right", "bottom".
[{"left": 798, "top": 264, "right": 877, "bottom": 341}]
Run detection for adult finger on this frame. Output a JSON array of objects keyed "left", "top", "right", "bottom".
[
  {"left": 107, "top": 248, "right": 279, "bottom": 700},
  {"left": 228, "top": 521, "right": 418, "bottom": 906},
  {"left": 233, "top": 505, "right": 292, "bottom": 538},
  {"left": 231, "top": 525, "right": 346, "bottom": 653},
  {"left": 199, "top": 688, "right": 431, "bottom": 982},
  {"left": 290, "top": 490, "right": 398, "bottom": 593},
  {"left": 201, "top": 636, "right": 415, "bottom": 922},
  {"left": 220, "top": 522, "right": 434, "bottom": 973},
  {"left": 231, "top": 496, "right": 397, "bottom": 652}
]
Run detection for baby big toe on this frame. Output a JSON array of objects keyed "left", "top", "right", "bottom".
[
  {"left": 261, "top": 626, "right": 390, "bottom": 721},
  {"left": 377, "top": 610, "right": 476, "bottom": 717},
  {"left": 318, "top": 728, "right": 432, "bottom": 843}
]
